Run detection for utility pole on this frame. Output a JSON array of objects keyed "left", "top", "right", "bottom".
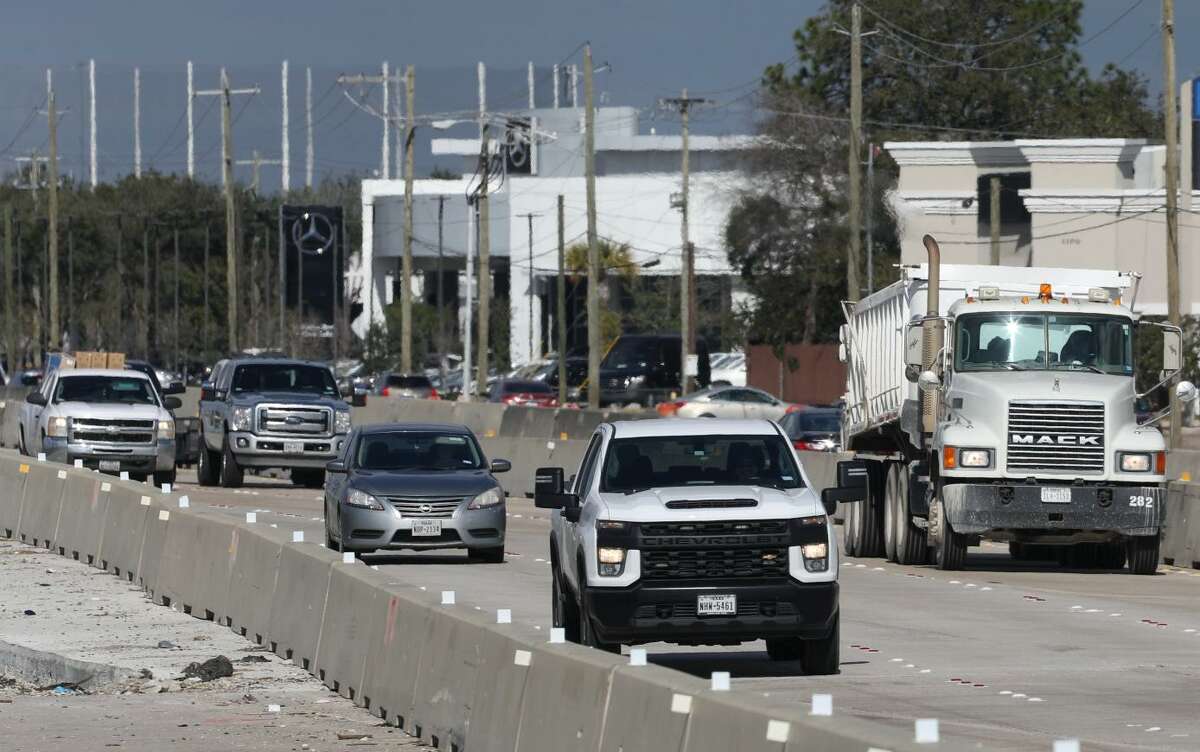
[
  {"left": 3, "top": 206, "right": 13, "bottom": 375},
  {"left": 436, "top": 195, "right": 446, "bottom": 362},
  {"left": 281, "top": 60, "right": 290, "bottom": 193},
  {"left": 521, "top": 212, "right": 541, "bottom": 361},
  {"left": 305, "top": 66, "right": 314, "bottom": 189},
  {"left": 89, "top": 58, "right": 97, "bottom": 190},
  {"left": 464, "top": 199, "right": 474, "bottom": 399},
  {"left": 381, "top": 61, "right": 390, "bottom": 179},
  {"left": 584, "top": 45, "right": 600, "bottom": 409},
  {"left": 186, "top": 61, "right": 195, "bottom": 179},
  {"left": 401, "top": 65, "right": 416, "bottom": 373},
  {"left": 173, "top": 227, "right": 180, "bottom": 371},
  {"left": 553, "top": 65, "right": 560, "bottom": 109},
  {"left": 204, "top": 222, "right": 210, "bottom": 359},
  {"left": 1164, "top": 0, "right": 1182, "bottom": 449},
  {"left": 866, "top": 142, "right": 875, "bottom": 292},
  {"left": 45, "top": 69, "right": 61, "bottom": 350},
  {"left": 989, "top": 175, "right": 1001, "bottom": 265},
  {"left": 475, "top": 61, "right": 490, "bottom": 399},
  {"left": 846, "top": 2, "right": 863, "bottom": 302},
  {"left": 235, "top": 150, "right": 282, "bottom": 193},
  {"left": 197, "top": 70, "right": 258, "bottom": 353},
  {"left": 570, "top": 64, "right": 579, "bottom": 108},
  {"left": 134, "top": 67, "right": 142, "bottom": 178},
  {"left": 528, "top": 61, "right": 536, "bottom": 109},
  {"left": 660, "top": 89, "right": 709, "bottom": 394},
  {"left": 115, "top": 219, "right": 123, "bottom": 351},
  {"left": 557, "top": 194, "right": 566, "bottom": 406}
]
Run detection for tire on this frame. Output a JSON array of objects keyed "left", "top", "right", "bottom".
[
  {"left": 1008, "top": 541, "right": 1026, "bottom": 560},
  {"left": 17, "top": 427, "right": 28, "bottom": 456},
  {"left": 153, "top": 469, "right": 176, "bottom": 488},
  {"left": 934, "top": 498, "right": 967, "bottom": 570},
  {"left": 325, "top": 519, "right": 340, "bottom": 552},
  {"left": 765, "top": 636, "right": 803, "bottom": 662},
  {"left": 577, "top": 564, "right": 619, "bottom": 653},
  {"left": 551, "top": 557, "right": 582, "bottom": 643},
  {"left": 800, "top": 612, "right": 841, "bottom": 676},
  {"left": 219, "top": 441, "right": 244, "bottom": 488},
  {"left": 890, "top": 464, "right": 927, "bottom": 565},
  {"left": 1099, "top": 542, "right": 1127, "bottom": 570},
  {"left": 882, "top": 463, "right": 899, "bottom": 563},
  {"left": 292, "top": 468, "right": 326, "bottom": 489},
  {"left": 841, "top": 500, "right": 860, "bottom": 557},
  {"left": 848, "top": 462, "right": 885, "bottom": 558},
  {"left": 468, "top": 546, "right": 505, "bottom": 563},
  {"left": 1127, "top": 535, "right": 1160, "bottom": 575},
  {"left": 196, "top": 443, "right": 219, "bottom": 486}
]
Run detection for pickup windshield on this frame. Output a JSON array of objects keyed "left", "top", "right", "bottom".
[
  {"left": 955, "top": 313, "right": 1133, "bottom": 375},
  {"left": 231, "top": 364, "right": 338, "bottom": 396},
  {"left": 54, "top": 375, "right": 158, "bottom": 405},
  {"left": 601, "top": 434, "right": 804, "bottom": 492},
  {"left": 355, "top": 431, "right": 484, "bottom": 471}
]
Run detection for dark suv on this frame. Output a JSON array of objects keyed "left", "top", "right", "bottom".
[{"left": 593, "top": 334, "right": 710, "bottom": 407}]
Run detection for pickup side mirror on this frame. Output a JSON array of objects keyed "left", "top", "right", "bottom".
[
  {"left": 200, "top": 382, "right": 215, "bottom": 401},
  {"left": 490, "top": 458, "right": 512, "bottom": 474},
  {"left": 163, "top": 396, "right": 183, "bottom": 411},
  {"left": 326, "top": 460, "right": 348, "bottom": 474},
  {"left": 534, "top": 466, "right": 579, "bottom": 512},
  {"left": 837, "top": 459, "right": 868, "bottom": 489},
  {"left": 26, "top": 392, "right": 47, "bottom": 406}
]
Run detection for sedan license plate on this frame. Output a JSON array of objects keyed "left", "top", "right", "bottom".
[
  {"left": 283, "top": 441, "right": 304, "bottom": 454},
  {"left": 98, "top": 460, "right": 121, "bottom": 472},
  {"left": 1040, "top": 487, "right": 1071, "bottom": 504},
  {"left": 411, "top": 519, "right": 442, "bottom": 537},
  {"left": 697, "top": 594, "right": 737, "bottom": 616}
]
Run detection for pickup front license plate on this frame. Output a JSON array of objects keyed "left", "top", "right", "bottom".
[
  {"left": 411, "top": 519, "right": 442, "bottom": 537},
  {"left": 98, "top": 460, "right": 120, "bottom": 472},
  {"left": 283, "top": 441, "right": 304, "bottom": 454},
  {"left": 697, "top": 594, "right": 737, "bottom": 616},
  {"left": 1040, "top": 487, "right": 1071, "bottom": 504}
]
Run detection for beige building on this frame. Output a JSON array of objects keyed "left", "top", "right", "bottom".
[{"left": 885, "top": 137, "right": 1192, "bottom": 315}]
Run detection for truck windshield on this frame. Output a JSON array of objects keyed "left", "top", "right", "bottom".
[
  {"left": 600, "top": 434, "right": 805, "bottom": 492},
  {"left": 232, "top": 364, "right": 339, "bottom": 395},
  {"left": 956, "top": 313, "right": 1133, "bottom": 375},
  {"left": 355, "top": 431, "right": 484, "bottom": 471},
  {"left": 54, "top": 375, "right": 158, "bottom": 405}
]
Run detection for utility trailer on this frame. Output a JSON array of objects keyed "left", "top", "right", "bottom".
[{"left": 827, "top": 236, "right": 1194, "bottom": 573}]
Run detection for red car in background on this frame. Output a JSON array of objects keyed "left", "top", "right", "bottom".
[{"left": 488, "top": 379, "right": 559, "bottom": 408}]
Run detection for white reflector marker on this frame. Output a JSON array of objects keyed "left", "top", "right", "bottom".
[
  {"left": 670, "top": 693, "right": 692, "bottom": 715},
  {"left": 514, "top": 649, "right": 531, "bottom": 666},
  {"left": 120, "top": 471, "right": 129, "bottom": 480},
  {"left": 101, "top": 482, "right": 111, "bottom": 492},
  {"left": 140, "top": 496, "right": 151, "bottom": 506},
  {"left": 342, "top": 552, "right": 354, "bottom": 564},
  {"left": 246, "top": 512, "right": 257, "bottom": 523},
  {"left": 292, "top": 531, "right": 304, "bottom": 543},
  {"left": 158, "top": 510, "right": 170, "bottom": 521},
  {"left": 178, "top": 496, "right": 190, "bottom": 508},
  {"left": 497, "top": 609, "right": 512, "bottom": 624},
  {"left": 766, "top": 720, "right": 790, "bottom": 743},
  {"left": 915, "top": 719, "right": 939, "bottom": 743},
  {"left": 74, "top": 460, "right": 84, "bottom": 469},
  {"left": 441, "top": 591, "right": 455, "bottom": 605},
  {"left": 711, "top": 672, "right": 731, "bottom": 691},
  {"left": 549, "top": 627, "right": 565, "bottom": 644},
  {"left": 161, "top": 483, "right": 172, "bottom": 494},
  {"left": 1053, "top": 742, "right": 1080, "bottom": 752},
  {"left": 629, "top": 648, "right": 647, "bottom": 666},
  {"left": 811, "top": 694, "right": 833, "bottom": 716}
]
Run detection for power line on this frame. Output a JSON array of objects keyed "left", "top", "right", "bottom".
[{"left": 858, "top": 1, "right": 1059, "bottom": 50}]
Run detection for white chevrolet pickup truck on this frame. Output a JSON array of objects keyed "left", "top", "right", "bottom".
[{"left": 19, "top": 368, "right": 181, "bottom": 485}]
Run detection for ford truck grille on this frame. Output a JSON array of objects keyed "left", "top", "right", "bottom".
[
  {"left": 71, "top": 418, "right": 155, "bottom": 445},
  {"left": 638, "top": 520, "right": 790, "bottom": 581},
  {"left": 387, "top": 496, "right": 463, "bottom": 518},
  {"left": 1006, "top": 401, "right": 1105, "bottom": 474},
  {"left": 256, "top": 404, "right": 332, "bottom": 437}
]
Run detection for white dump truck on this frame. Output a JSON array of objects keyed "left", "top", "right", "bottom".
[{"left": 826, "top": 235, "right": 1195, "bottom": 573}]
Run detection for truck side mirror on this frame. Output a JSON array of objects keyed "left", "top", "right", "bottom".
[
  {"left": 1163, "top": 328, "right": 1183, "bottom": 372},
  {"left": 904, "top": 320, "right": 925, "bottom": 367},
  {"left": 200, "top": 382, "right": 215, "bottom": 401},
  {"left": 26, "top": 392, "right": 47, "bottom": 406},
  {"left": 837, "top": 459, "right": 868, "bottom": 490},
  {"left": 1178, "top": 380, "right": 1197, "bottom": 403},
  {"left": 534, "top": 466, "right": 581, "bottom": 516},
  {"left": 163, "top": 396, "right": 183, "bottom": 411}
]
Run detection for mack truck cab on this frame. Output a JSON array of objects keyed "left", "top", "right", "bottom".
[{"left": 830, "top": 235, "right": 1195, "bottom": 573}]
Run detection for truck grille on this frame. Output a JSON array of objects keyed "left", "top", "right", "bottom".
[
  {"left": 70, "top": 418, "right": 155, "bottom": 445},
  {"left": 256, "top": 404, "right": 332, "bottom": 437},
  {"left": 637, "top": 520, "right": 791, "bottom": 582},
  {"left": 387, "top": 496, "right": 464, "bottom": 518},
  {"left": 1006, "top": 401, "right": 1105, "bottom": 475}
]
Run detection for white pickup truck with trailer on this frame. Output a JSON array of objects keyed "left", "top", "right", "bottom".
[{"left": 826, "top": 235, "right": 1195, "bottom": 573}]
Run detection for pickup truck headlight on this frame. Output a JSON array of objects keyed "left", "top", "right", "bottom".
[
  {"left": 46, "top": 416, "right": 69, "bottom": 438},
  {"left": 1119, "top": 452, "right": 1161, "bottom": 473},
  {"left": 597, "top": 547, "right": 627, "bottom": 577},
  {"left": 334, "top": 410, "right": 352, "bottom": 434},
  {"left": 801, "top": 542, "right": 829, "bottom": 573},
  {"left": 230, "top": 406, "right": 253, "bottom": 432},
  {"left": 345, "top": 488, "right": 384, "bottom": 510},
  {"left": 157, "top": 419, "right": 174, "bottom": 438},
  {"left": 467, "top": 487, "right": 503, "bottom": 509}
]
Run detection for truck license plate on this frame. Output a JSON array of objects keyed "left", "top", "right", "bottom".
[
  {"left": 1040, "top": 487, "right": 1071, "bottom": 504},
  {"left": 284, "top": 441, "right": 304, "bottom": 454},
  {"left": 697, "top": 594, "right": 737, "bottom": 616},
  {"left": 99, "top": 460, "right": 120, "bottom": 472},
  {"left": 411, "top": 519, "right": 442, "bottom": 537}
]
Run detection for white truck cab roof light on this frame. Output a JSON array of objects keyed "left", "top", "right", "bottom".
[
  {"left": 1088, "top": 287, "right": 1111, "bottom": 303},
  {"left": 977, "top": 285, "right": 1000, "bottom": 301}
]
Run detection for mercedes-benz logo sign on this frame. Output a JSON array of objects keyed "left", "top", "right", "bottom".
[
  {"left": 292, "top": 212, "right": 334, "bottom": 256},
  {"left": 419, "top": 504, "right": 433, "bottom": 514}
]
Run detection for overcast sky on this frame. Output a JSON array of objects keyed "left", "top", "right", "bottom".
[{"left": 0, "top": 0, "right": 1193, "bottom": 188}]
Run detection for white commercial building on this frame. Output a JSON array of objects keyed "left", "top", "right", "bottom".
[{"left": 352, "top": 106, "right": 752, "bottom": 366}]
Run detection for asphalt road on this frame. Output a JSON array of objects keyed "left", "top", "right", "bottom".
[{"left": 171, "top": 466, "right": 1200, "bottom": 751}]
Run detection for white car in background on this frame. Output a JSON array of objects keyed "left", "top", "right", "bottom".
[{"left": 656, "top": 385, "right": 794, "bottom": 420}]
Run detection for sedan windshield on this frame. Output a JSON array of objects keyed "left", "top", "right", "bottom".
[
  {"left": 232, "top": 364, "right": 339, "bottom": 395},
  {"left": 601, "top": 434, "right": 804, "bottom": 492},
  {"left": 55, "top": 375, "right": 158, "bottom": 405},
  {"left": 956, "top": 313, "right": 1133, "bottom": 375},
  {"left": 356, "top": 431, "right": 484, "bottom": 471}
]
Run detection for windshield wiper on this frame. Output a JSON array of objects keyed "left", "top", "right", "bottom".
[
  {"left": 1061, "top": 363, "right": 1104, "bottom": 374},
  {"left": 994, "top": 362, "right": 1025, "bottom": 371}
]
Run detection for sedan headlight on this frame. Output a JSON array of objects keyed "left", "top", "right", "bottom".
[
  {"left": 157, "top": 419, "right": 174, "bottom": 438},
  {"left": 230, "top": 406, "right": 253, "bottom": 432},
  {"left": 1119, "top": 452, "right": 1160, "bottom": 473},
  {"left": 801, "top": 541, "right": 829, "bottom": 573},
  {"left": 467, "top": 487, "right": 504, "bottom": 510},
  {"left": 46, "top": 416, "right": 69, "bottom": 438},
  {"left": 334, "top": 410, "right": 352, "bottom": 434},
  {"left": 345, "top": 488, "right": 385, "bottom": 510},
  {"left": 597, "top": 546, "right": 627, "bottom": 577}
]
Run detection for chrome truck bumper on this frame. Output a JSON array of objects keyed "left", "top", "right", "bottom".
[{"left": 942, "top": 482, "right": 1163, "bottom": 538}]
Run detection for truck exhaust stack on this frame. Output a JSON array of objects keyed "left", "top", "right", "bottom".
[{"left": 920, "top": 234, "right": 942, "bottom": 439}]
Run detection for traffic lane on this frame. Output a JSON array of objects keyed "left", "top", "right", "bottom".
[{"left": 174, "top": 476, "right": 1200, "bottom": 749}]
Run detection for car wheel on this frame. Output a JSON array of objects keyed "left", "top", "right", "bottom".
[
  {"left": 890, "top": 464, "right": 927, "bottom": 565},
  {"left": 324, "top": 510, "right": 340, "bottom": 552},
  {"left": 800, "top": 612, "right": 840, "bottom": 676},
  {"left": 577, "top": 564, "right": 619, "bottom": 653},
  {"left": 197, "top": 443, "right": 218, "bottom": 486},
  {"left": 219, "top": 441, "right": 244, "bottom": 488},
  {"left": 153, "top": 469, "right": 176, "bottom": 488},
  {"left": 552, "top": 560, "right": 582, "bottom": 643},
  {"left": 467, "top": 546, "right": 505, "bottom": 563},
  {"left": 933, "top": 499, "right": 967, "bottom": 571},
  {"left": 17, "top": 427, "right": 28, "bottom": 456}
]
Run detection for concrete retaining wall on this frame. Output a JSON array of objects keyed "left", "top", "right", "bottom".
[{"left": 0, "top": 450, "right": 974, "bottom": 752}]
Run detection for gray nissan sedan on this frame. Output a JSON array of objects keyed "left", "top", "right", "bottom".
[{"left": 323, "top": 423, "right": 511, "bottom": 562}]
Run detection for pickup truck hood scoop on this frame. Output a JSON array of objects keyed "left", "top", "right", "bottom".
[{"left": 599, "top": 485, "right": 823, "bottom": 522}]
